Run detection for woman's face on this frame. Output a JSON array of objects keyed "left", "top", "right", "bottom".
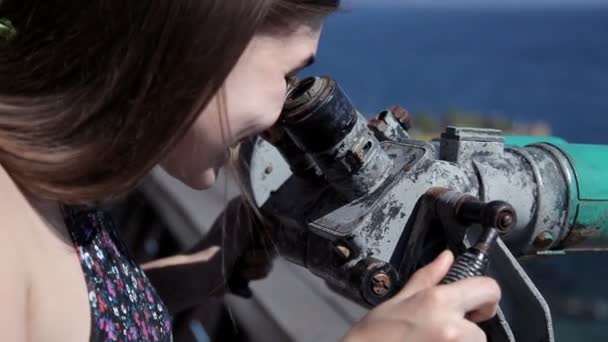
[{"left": 161, "top": 22, "right": 323, "bottom": 189}]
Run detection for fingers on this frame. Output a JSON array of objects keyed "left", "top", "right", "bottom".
[
  {"left": 239, "top": 264, "right": 273, "bottom": 280},
  {"left": 466, "top": 298, "right": 500, "bottom": 323},
  {"left": 188, "top": 246, "right": 222, "bottom": 264},
  {"left": 396, "top": 250, "right": 454, "bottom": 300},
  {"left": 430, "top": 319, "right": 488, "bottom": 342},
  {"left": 456, "top": 320, "right": 488, "bottom": 342},
  {"left": 443, "top": 277, "right": 501, "bottom": 319},
  {"left": 141, "top": 246, "right": 221, "bottom": 270},
  {"left": 242, "top": 254, "right": 273, "bottom": 265},
  {"left": 239, "top": 256, "right": 274, "bottom": 280},
  {"left": 467, "top": 307, "right": 498, "bottom": 324}
]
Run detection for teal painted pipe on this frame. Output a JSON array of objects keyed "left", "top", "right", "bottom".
[{"left": 506, "top": 135, "right": 608, "bottom": 250}]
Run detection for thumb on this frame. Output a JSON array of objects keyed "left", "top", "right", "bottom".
[{"left": 395, "top": 250, "right": 454, "bottom": 300}]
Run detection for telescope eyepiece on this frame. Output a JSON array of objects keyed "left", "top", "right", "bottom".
[{"left": 281, "top": 76, "right": 358, "bottom": 153}]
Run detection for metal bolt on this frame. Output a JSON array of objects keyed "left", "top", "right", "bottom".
[
  {"left": 534, "top": 231, "right": 555, "bottom": 249},
  {"left": 388, "top": 105, "right": 412, "bottom": 131},
  {"left": 500, "top": 214, "right": 513, "bottom": 227},
  {"left": 334, "top": 244, "right": 351, "bottom": 260},
  {"left": 498, "top": 213, "right": 515, "bottom": 232},
  {"left": 264, "top": 165, "right": 273, "bottom": 175},
  {"left": 371, "top": 272, "right": 392, "bottom": 296}
]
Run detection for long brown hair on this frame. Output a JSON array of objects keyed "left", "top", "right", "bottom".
[{"left": 0, "top": 0, "right": 338, "bottom": 203}]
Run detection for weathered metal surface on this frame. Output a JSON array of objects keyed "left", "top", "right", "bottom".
[
  {"left": 248, "top": 76, "right": 608, "bottom": 342},
  {"left": 485, "top": 239, "right": 555, "bottom": 342}
]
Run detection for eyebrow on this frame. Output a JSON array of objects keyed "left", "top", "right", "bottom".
[{"left": 287, "top": 55, "right": 316, "bottom": 76}]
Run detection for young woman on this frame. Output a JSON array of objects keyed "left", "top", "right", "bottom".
[{"left": 0, "top": 1, "right": 500, "bottom": 341}]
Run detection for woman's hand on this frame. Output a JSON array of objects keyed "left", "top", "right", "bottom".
[
  {"left": 142, "top": 196, "right": 276, "bottom": 313},
  {"left": 343, "top": 250, "right": 501, "bottom": 342},
  {"left": 190, "top": 196, "right": 276, "bottom": 294}
]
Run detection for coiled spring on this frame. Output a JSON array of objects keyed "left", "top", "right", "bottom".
[{"left": 440, "top": 250, "right": 489, "bottom": 285}]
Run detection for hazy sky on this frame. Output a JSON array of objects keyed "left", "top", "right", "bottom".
[{"left": 345, "top": 0, "right": 608, "bottom": 7}]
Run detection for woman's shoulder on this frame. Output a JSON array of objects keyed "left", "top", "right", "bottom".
[
  {"left": 0, "top": 165, "right": 34, "bottom": 245},
  {"left": 0, "top": 165, "right": 66, "bottom": 273},
  {"left": 0, "top": 166, "right": 94, "bottom": 342},
  {"left": 0, "top": 163, "right": 78, "bottom": 258},
  {"left": 0, "top": 166, "right": 29, "bottom": 341}
]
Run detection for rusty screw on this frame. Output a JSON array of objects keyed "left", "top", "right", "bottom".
[
  {"left": 371, "top": 272, "right": 392, "bottom": 296},
  {"left": 534, "top": 231, "right": 555, "bottom": 249},
  {"left": 497, "top": 212, "right": 515, "bottom": 233},
  {"left": 388, "top": 105, "right": 412, "bottom": 131}
]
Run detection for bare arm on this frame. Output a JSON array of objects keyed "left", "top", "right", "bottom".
[
  {"left": 141, "top": 245, "right": 226, "bottom": 315},
  {"left": 0, "top": 224, "right": 28, "bottom": 342},
  {"left": 142, "top": 197, "right": 271, "bottom": 315}
]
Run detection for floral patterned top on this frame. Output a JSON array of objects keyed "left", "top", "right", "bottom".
[{"left": 62, "top": 205, "right": 173, "bottom": 342}]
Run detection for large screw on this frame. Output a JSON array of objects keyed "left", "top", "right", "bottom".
[
  {"left": 371, "top": 272, "right": 392, "bottom": 296},
  {"left": 497, "top": 212, "right": 515, "bottom": 232},
  {"left": 388, "top": 105, "right": 412, "bottom": 131},
  {"left": 500, "top": 213, "right": 513, "bottom": 228}
]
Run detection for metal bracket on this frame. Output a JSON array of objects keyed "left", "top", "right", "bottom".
[{"left": 483, "top": 238, "right": 555, "bottom": 342}]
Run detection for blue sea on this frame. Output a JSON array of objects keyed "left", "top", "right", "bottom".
[
  {"left": 303, "top": 6, "right": 608, "bottom": 341},
  {"left": 303, "top": 6, "right": 608, "bottom": 144}
]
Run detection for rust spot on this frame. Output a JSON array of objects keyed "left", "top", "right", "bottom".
[
  {"left": 371, "top": 272, "right": 392, "bottom": 296},
  {"left": 368, "top": 118, "right": 387, "bottom": 131},
  {"left": 534, "top": 231, "right": 555, "bottom": 249},
  {"left": 561, "top": 225, "right": 602, "bottom": 247},
  {"left": 388, "top": 105, "right": 412, "bottom": 130}
]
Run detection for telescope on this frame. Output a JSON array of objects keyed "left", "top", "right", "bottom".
[{"left": 243, "top": 75, "right": 608, "bottom": 342}]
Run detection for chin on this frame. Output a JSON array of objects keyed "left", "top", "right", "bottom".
[
  {"left": 162, "top": 164, "right": 218, "bottom": 190},
  {"left": 185, "top": 169, "right": 218, "bottom": 190}
]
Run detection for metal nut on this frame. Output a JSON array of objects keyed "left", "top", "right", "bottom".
[{"left": 498, "top": 212, "right": 515, "bottom": 232}]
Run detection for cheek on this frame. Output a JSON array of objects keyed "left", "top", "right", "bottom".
[
  {"left": 254, "top": 84, "right": 286, "bottom": 129},
  {"left": 160, "top": 114, "right": 227, "bottom": 189},
  {"left": 226, "top": 78, "right": 287, "bottom": 139}
]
